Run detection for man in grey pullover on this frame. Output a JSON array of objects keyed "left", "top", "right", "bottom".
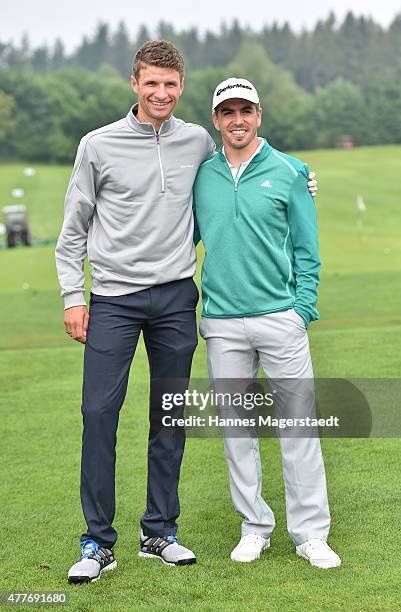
[
  {"left": 57, "top": 40, "right": 215, "bottom": 581},
  {"left": 56, "top": 40, "right": 318, "bottom": 582}
]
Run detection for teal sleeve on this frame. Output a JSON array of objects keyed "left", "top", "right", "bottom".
[
  {"left": 287, "top": 165, "right": 321, "bottom": 327},
  {"left": 204, "top": 134, "right": 216, "bottom": 161}
]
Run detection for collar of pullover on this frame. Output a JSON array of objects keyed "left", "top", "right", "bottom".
[
  {"left": 222, "top": 137, "right": 264, "bottom": 171},
  {"left": 126, "top": 104, "right": 175, "bottom": 136},
  {"left": 218, "top": 138, "right": 271, "bottom": 165}
]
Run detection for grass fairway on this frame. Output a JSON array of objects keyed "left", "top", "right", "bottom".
[{"left": 1, "top": 146, "right": 401, "bottom": 611}]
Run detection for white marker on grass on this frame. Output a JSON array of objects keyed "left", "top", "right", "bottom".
[
  {"left": 356, "top": 195, "right": 366, "bottom": 212},
  {"left": 11, "top": 188, "right": 25, "bottom": 198},
  {"left": 23, "top": 168, "right": 36, "bottom": 177}
]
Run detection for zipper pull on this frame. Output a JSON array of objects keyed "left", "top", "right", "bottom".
[
  {"left": 155, "top": 131, "right": 165, "bottom": 193},
  {"left": 234, "top": 163, "right": 242, "bottom": 191}
]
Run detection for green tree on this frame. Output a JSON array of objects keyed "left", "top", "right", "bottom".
[
  {"left": 44, "top": 66, "right": 133, "bottom": 160},
  {"left": 311, "top": 78, "right": 366, "bottom": 147},
  {"left": 31, "top": 46, "right": 50, "bottom": 72},
  {"left": 296, "top": 13, "right": 340, "bottom": 91},
  {"left": 178, "top": 66, "right": 228, "bottom": 137},
  {"left": 178, "top": 28, "right": 201, "bottom": 71},
  {"left": 73, "top": 23, "right": 111, "bottom": 72},
  {"left": 363, "top": 69, "right": 401, "bottom": 144},
  {"left": 51, "top": 39, "right": 66, "bottom": 70},
  {"left": 110, "top": 22, "right": 133, "bottom": 77},
  {"left": 388, "top": 14, "right": 401, "bottom": 70},
  {"left": 0, "top": 89, "right": 16, "bottom": 146},
  {"left": 134, "top": 25, "right": 151, "bottom": 51},
  {"left": 0, "top": 68, "right": 54, "bottom": 159},
  {"left": 0, "top": 66, "right": 133, "bottom": 162}
]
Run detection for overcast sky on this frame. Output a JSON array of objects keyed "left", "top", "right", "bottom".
[{"left": 1, "top": 0, "right": 400, "bottom": 52}]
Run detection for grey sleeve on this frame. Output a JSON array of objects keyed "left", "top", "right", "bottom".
[
  {"left": 204, "top": 131, "right": 216, "bottom": 161},
  {"left": 55, "top": 137, "right": 100, "bottom": 309}
]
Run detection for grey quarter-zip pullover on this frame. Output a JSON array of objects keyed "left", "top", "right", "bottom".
[{"left": 55, "top": 105, "right": 215, "bottom": 309}]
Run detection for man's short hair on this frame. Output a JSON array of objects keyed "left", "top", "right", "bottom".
[{"left": 133, "top": 40, "right": 184, "bottom": 80}]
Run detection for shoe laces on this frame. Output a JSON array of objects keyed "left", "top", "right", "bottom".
[
  {"left": 241, "top": 533, "right": 266, "bottom": 547},
  {"left": 80, "top": 539, "right": 100, "bottom": 559},
  {"left": 304, "top": 539, "right": 329, "bottom": 553},
  {"left": 166, "top": 535, "right": 178, "bottom": 544}
]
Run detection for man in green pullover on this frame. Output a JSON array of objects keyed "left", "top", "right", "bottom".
[{"left": 193, "top": 78, "right": 341, "bottom": 569}]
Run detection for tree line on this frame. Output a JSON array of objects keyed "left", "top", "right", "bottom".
[{"left": 0, "top": 13, "right": 401, "bottom": 161}]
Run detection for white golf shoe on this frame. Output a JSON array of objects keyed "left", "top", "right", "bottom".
[
  {"left": 139, "top": 531, "right": 196, "bottom": 566},
  {"left": 68, "top": 539, "right": 117, "bottom": 583},
  {"left": 231, "top": 533, "right": 270, "bottom": 562},
  {"left": 296, "top": 539, "right": 341, "bottom": 569}
]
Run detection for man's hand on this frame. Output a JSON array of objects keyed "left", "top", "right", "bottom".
[
  {"left": 308, "top": 171, "right": 318, "bottom": 197},
  {"left": 64, "top": 305, "right": 89, "bottom": 344}
]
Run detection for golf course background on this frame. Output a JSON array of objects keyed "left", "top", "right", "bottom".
[{"left": 1, "top": 145, "right": 400, "bottom": 610}]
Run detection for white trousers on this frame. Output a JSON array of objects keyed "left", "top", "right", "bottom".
[{"left": 200, "top": 309, "right": 331, "bottom": 545}]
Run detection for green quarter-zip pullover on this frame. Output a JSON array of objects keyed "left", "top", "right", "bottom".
[{"left": 193, "top": 139, "right": 320, "bottom": 327}]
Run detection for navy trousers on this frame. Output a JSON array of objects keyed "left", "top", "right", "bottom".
[{"left": 79, "top": 278, "right": 199, "bottom": 548}]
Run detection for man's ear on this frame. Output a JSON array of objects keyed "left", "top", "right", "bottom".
[
  {"left": 257, "top": 105, "right": 262, "bottom": 129},
  {"left": 130, "top": 75, "right": 139, "bottom": 94},
  {"left": 180, "top": 76, "right": 185, "bottom": 96},
  {"left": 212, "top": 110, "right": 221, "bottom": 132}
]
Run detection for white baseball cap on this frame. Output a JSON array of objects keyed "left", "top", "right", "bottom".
[{"left": 212, "top": 77, "right": 260, "bottom": 111}]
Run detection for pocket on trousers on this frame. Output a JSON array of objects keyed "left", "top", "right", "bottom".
[
  {"left": 287, "top": 308, "right": 306, "bottom": 330},
  {"left": 199, "top": 317, "right": 206, "bottom": 338}
]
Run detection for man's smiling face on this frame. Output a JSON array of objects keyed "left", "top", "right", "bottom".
[
  {"left": 212, "top": 98, "right": 262, "bottom": 150},
  {"left": 131, "top": 63, "right": 183, "bottom": 130}
]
